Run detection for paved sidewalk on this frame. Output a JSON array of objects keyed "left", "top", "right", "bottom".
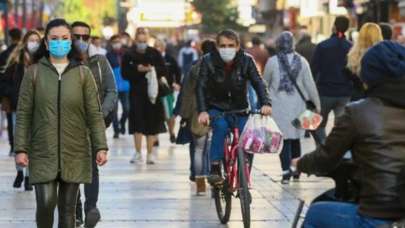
[{"left": 0, "top": 130, "right": 333, "bottom": 228}]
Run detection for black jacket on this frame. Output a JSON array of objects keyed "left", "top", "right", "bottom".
[
  {"left": 163, "top": 53, "right": 181, "bottom": 86},
  {"left": 121, "top": 45, "right": 167, "bottom": 97},
  {"left": 298, "top": 79, "right": 405, "bottom": 220},
  {"left": 311, "top": 34, "right": 353, "bottom": 97},
  {"left": 196, "top": 50, "right": 270, "bottom": 112}
]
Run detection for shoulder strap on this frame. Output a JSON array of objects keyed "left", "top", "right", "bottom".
[
  {"left": 79, "top": 65, "right": 84, "bottom": 83},
  {"left": 97, "top": 61, "right": 102, "bottom": 84}
]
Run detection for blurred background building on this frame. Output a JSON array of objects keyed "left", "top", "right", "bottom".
[{"left": 0, "top": 0, "right": 404, "bottom": 45}]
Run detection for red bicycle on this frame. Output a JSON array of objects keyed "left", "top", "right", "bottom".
[{"left": 211, "top": 110, "right": 259, "bottom": 228}]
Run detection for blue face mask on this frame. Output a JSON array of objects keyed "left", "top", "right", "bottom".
[
  {"left": 48, "top": 40, "right": 72, "bottom": 58},
  {"left": 74, "top": 40, "right": 89, "bottom": 54}
]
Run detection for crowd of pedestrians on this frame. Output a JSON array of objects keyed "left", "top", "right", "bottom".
[{"left": 0, "top": 13, "right": 403, "bottom": 228}]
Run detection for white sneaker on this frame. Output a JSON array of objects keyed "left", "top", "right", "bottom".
[
  {"left": 146, "top": 153, "right": 155, "bottom": 165},
  {"left": 130, "top": 153, "right": 143, "bottom": 164}
]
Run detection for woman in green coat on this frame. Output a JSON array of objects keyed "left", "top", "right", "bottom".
[{"left": 14, "top": 19, "right": 108, "bottom": 228}]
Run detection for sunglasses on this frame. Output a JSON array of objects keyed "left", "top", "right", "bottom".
[{"left": 73, "top": 34, "right": 90, "bottom": 41}]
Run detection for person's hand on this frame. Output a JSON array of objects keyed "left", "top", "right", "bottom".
[
  {"left": 261, "top": 105, "right": 272, "bottom": 116},
  {"left": 15, "top": 153, "right": 29, "bottom": 167},
  {"left": 96, "top": 150, "right": 108, "bottom": 166},
  {"left": 198, "top": 112, "right": 210, "bottom": 126},
  {"left": 172, "top": 83, "right": 181, "bottom": 92}
]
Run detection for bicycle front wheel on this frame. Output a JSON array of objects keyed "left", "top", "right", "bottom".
[
  {"left": 237, "top": 148, "right": 251, "bottom": 228},
  {"left": 213, "top": 180, "right": 232, "bottom": 224}
]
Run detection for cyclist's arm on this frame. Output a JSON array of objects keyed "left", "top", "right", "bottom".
[
  {"left": 196, "top": 57, "right": 209, "bottom": 113},
  {"left": 297, "top": 107, "right": 356, "bottom": 175},
  {"left": 246, "top": 56, "right": 271, "bottom": 107}
]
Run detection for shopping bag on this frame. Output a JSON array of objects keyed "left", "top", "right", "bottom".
[
  {"left": 240, "top": 114, "right": 283, "bottom": 154},
  {"left": 145, "top": 67, "right": 158, "bottom": 104}
]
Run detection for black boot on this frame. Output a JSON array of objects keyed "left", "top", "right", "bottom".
[
  {"left": 85, "top": 207, "right": 101, "bottom": 228},
  {"left": 207, "top": 163, "right": 223, "bottom": 185},
  {"left": 24, "top": 177, "right": 33, "bottom": 191},
  {"left": 13, "top": 171, "right": 23, "bottom": 188}
]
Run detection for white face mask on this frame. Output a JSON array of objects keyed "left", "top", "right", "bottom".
[
  {"left": 112, "top": 43, "right": 122, "bottom": 50},
  {"left": 27, "top": 41, "right": 40, "bottom": 54},
  {"left": 219, "top": 48, "right": 237, "bottom": 62}
]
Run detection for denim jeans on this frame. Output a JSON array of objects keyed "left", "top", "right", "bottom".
[
  {"left": 209, "top": 109, "right": 248, "bottom": 162},
  {"left": 303, "top": 202, "right": 392, "bottom": 228},
  {"left": 189, "top": 137, "right": 195, "bottom": 179},
  {"left": 315, "top": 96, "right": 350, "bottom": 144},
  {"left": 193, "top": 134, "right": 210, "bottom": 177},
  {"left": 112, "top": 92, "right": 130, "bottom": 134},
  {"left": 279, "top": 139, "right": 301, "bottom": 173}
]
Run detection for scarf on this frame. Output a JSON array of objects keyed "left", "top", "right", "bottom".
[{"left": 276, "top": 31, "right": 302, "bottom": 94}]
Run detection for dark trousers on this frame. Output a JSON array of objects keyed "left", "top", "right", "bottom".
[
  {"left": 112, "top": 92, "right": 130, "bottom": 134},
  {"left": 279, "top": 139, "right": 301, "bottom": 172},
  {"left": 189, "top": 138, "right": 195, "bottom": 178},
  {"left": 76, "top": 151, "right": 99, "bottom": 217},
  {"left": 6, "top": 112, "right": 13, "bottom": 149},
  {"left": 315, "top": 96, "right": 350, "bottom": 144},
  {"left": 35, "top": 179, "right": 79, "bottom": 228}
]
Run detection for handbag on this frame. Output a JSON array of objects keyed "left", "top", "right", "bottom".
[
  {"left": 285, "top": 66, "right": 322, "bottom": 130},
  {"left": 176, "top": 119, "right": 193, "bottom": 145}
]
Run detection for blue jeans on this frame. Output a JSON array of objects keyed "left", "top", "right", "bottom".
[
  {"left": 113, "top": 92, "right": 130, "bottom": 134},
  {"left": 193, "top": 134, "right": 210, "bottom": 176},
  {"left": 303, "top": 202, "right": 392, "bottom": 228},
  {"left": 209, "top": 109, "right": 248, "bottom": 162}
]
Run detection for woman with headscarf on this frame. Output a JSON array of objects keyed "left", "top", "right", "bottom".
[{"left": 263, "top": 31, "right": 320, "bottom": 184}]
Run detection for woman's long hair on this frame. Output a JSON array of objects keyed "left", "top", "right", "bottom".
[
  {"left": 6, "top": 30, "right": 41, "bottom": 67},
  {"left": 347, "top": 23, "right": 383, "bottom": 76},
  {"left": 33, "top": 18, "right": 80, "bottom": 63}
]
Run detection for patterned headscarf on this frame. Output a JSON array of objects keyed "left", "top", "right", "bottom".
[{"left": 276, "top": 31, "right": 302, "bottom": 94}]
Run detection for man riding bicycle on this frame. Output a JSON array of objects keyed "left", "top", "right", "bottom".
[{"left": 196, "top": 29, "right": 272, "bottom": 184}]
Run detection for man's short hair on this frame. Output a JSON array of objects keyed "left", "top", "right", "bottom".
[
  {"left": 9, "top": 28, "right": 22, "bottom": 42},
  {"left": 71, "top": 21, "right": 92, "bottom": 34},
  {"left": 379, "top": 23, "right": 393, "bottom": 40},
  {"left": 216, "top": 29, "right": 240, "bottom": 45},
  {"left": 334, "top": 16, "right": 350, "bottom": 33}
]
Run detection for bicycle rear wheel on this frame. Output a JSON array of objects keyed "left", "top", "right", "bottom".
[
  {"left": 213, "top": 180, "right": 232, "bottom": 224},
  {"left": 237, "top": 148, "right": 251, "bottom": 228}
]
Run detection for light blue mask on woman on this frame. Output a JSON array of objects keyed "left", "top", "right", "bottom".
[{"left": 48, "top": 40, "right": 72, "bottom": 58}]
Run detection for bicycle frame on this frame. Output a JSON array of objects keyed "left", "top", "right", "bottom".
[{"left": 224, "top": 127, "right": 251, "bottom": 192}]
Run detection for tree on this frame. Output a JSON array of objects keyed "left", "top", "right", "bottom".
[{"left": 192, "top": 0, "right": 245, "bottom": 33}]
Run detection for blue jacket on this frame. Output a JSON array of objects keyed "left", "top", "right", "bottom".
[
  {"left": 311, "top": 34, "right": 353, "bottom": 97},
  {"left": 107, "top": 51, "right": 130, "bottom": 93}
]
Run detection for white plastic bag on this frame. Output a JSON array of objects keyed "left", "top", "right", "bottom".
[
  {"left": 240, "top": 115, "right": 284, "bottom": 154},
  {"left": 145, "top": 67, "right": 158, "bottom": 104}
]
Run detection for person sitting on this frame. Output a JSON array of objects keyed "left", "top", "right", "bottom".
[{"left": 292, "top": 41, "right": 405, "bottom": 227}]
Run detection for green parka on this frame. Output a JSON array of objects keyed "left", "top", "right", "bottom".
[{"left": 15, "top": 57, "right": 108, "bottom": 184}]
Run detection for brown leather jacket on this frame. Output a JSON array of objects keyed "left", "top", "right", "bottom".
[{"left": 298, "top": 95, "right": 405, "bottom": 219}]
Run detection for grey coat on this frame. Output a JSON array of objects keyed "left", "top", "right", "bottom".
[
  {"left": 86, "top": 55, "right": 118, "bottom": 118},
  {"left": 263, "top": 53, "right": 320, "bottom": 139}
]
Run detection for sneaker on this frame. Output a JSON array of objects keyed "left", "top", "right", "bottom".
[
  {"left": 146, "top": 153, "right": 155, "bottom": 165},
  {"left": 76, "top": 217, "right": 84, "bottom": 227},
  {"left": 120, "top": 126, "right": 126, "bottom": 134},
  {"left": 13, "top": 171, "right": 23, "bottom": 188},
  {"left": 130, "top": 153, "right": 143, "bottom": 164},
  {"left": 292, "top": 173, "right": 300, "bottom": 182},
  {"left": 195, "top": 177, "right": 206, "bottom": 195},
  {"left": 281, "top": 171, "right": 291, "bottom": 185},
  {"left": 24, "top": 177, "right": 33, "bottom": 191},
  {"left": 113, "top": 132, "right": 119, "bottom": 139},
  {"left": 85, "top": 207, "right": 101, "bottom": 228},
  {"left": 207, "top": 163, "right": 223, "bottom": 185}
]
